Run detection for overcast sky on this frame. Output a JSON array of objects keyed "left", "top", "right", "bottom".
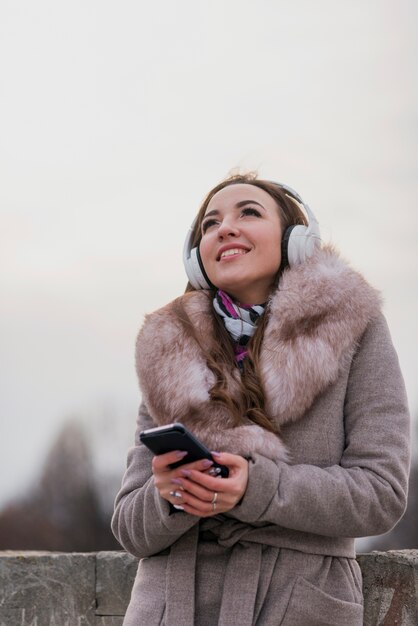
[{"left": 1, "top": 0, "right": 417, "bottom": 509}]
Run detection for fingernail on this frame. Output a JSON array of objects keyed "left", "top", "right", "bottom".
[
  {"left": 180, "top": 469, "right": 191, "bottom": 477},
  {"left": 211, "top": 451, "right": 221, "bottom": 457},
  {"left": 208, "top": 467, "right": 222, "bottom": 476},
  {"left": 170, "top": 478, "right": 183, "bottom": 486},
  {"left": 175, "top": 451, "right": 188, "bottom": 458},
  {"left": 201, "top": 459, "right": 213, "bottom": 468}
]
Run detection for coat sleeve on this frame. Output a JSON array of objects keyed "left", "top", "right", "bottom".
[
  {"left": 111, "top": 403, "right": 199, "bottom": 558},
  {"left": 230, "top": 314, "right": 411, "bottom": 538}
]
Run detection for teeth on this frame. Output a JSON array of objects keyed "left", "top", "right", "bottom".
[{"left": 220, "top": 248, "right": 247, "bottom": 259}]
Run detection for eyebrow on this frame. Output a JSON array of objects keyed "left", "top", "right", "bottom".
[{"left": 203, "top": 199, "right": 266, "bottom": 219}]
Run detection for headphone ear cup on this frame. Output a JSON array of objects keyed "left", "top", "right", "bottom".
[
  {"left": 288, "top": 224, "right": 318, "bottom": 266},
  {"left": 186, "top": 246, "right": 213, "bottom": 290},
  {"left": 274, "top": 181, "right": 321, "bottom": 269},
  {"left": 282, "top": 223, "right": 319, "bottom": 268},
  {"left": 287, "top": 224, "right": 309, "bottom": 267},
  {"left": 183, "top": 220, "right": 214, "bottom": 289},
  {"left": 280, "top": 225, "right": 296, "bottom": 270}
]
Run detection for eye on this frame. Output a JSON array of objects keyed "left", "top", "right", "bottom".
[
  {"left": 241, "top": 207, "right": 262, "bottom": 218},
  {"left": 201, "top": 218, "right": 218, "bottom": 234}
]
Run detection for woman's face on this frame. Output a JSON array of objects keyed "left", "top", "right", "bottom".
[{"left": 199, "top": 183, "right": 282, "bottom": 304}]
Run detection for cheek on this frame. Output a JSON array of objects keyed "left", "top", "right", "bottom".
[
  {"left": 270, "top": 242, "right": 282, "bottom": 266},
  {"left": 198, "top": 237, "right": 213, "bottom": 266},
  {"left": 267, "top": 219, "right": 282, "bottom": 255},
  {"left": 199, "top": 237, "right": 222, "bottom": 286},
  {"left": 263, "top": 235, "right": 282, "bottom": 274}
]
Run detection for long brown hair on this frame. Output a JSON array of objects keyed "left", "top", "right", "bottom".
[{"left": 176, "top": 172, "right": 308, "bottom": 433}]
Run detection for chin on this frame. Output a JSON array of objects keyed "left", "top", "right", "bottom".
[
  {"left": 212, "top": 272, "right": 248, "bottom": 291},
  {"left": 214, "top": 281, "right": 243, "bottom": 297}
]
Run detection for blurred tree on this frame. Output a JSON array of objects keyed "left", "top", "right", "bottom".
[{"left": 0, "top": 420, "right": 120, "bottom": 551}]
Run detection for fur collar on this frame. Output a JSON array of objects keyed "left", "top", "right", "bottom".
[{"left": 135, "top": 246, "right": 381, "bottom": 462}]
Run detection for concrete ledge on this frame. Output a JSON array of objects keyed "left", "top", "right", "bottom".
[
  {"left": 358, "top": 550, "right": 418, "bottom": 626},
  {"left": 96, "top": 551, "right": 139, "bottom": 618},
  {"left": 0, "top": 550, "right": 417, "bottom": 625},
  {"left": 0, "top": 551, "right": 96, "bottom": 625}
]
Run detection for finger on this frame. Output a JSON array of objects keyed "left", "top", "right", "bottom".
[
  {"left": 211, "top": 451, "right": 246, "bottom": 467},
  {"left": 181, "top": 496, "right": 229, "bottom": 518},
  {"left": 168, "top": 489, "right": 184, "bottom": 504},
  {"left": 181, "top": 502, "right": 213, "bottom": 517},
  {"left": 180, "top": 502, "right": 205, "bottom": 517},
  {"left": 179, "top": 469, "right": 226, "bottom": 491},
  {"left": 170, "top": 477, "right": 213, "bottom": 502},
  {"left": 180, "top": 490, "right": 216, "bottom": 514},
  {"left": 181, "top": 468, "right": 246, "bottom": 504},
  {"left": 152, "top": 450, "right": 188, "bottom": 471},
  {"left": 170, "top": 477, "right": 237, "bottom": 511}
]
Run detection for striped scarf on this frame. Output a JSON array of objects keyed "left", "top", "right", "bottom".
[{"left": 213, "top": 290, "right": 265, "bottom": 366}]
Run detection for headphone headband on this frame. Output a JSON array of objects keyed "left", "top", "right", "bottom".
[{"left": 183, "top": 180, "right": 321, "bottom": 290}]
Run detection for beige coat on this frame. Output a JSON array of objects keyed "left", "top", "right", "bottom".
[{"left": 112, "top": 247, "right": 410, "bottom": 626}]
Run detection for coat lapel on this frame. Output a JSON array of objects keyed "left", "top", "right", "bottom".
[{"left": 261, "top": 246, "right": 381, "bottom": 423}]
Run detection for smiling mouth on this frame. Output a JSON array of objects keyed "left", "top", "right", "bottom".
[{"left": 218, "top": 248, "right": 249, "bottom": 261}]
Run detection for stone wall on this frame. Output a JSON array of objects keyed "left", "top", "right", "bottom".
[{"left": 0, "top": 550, "right": 417, "bottom": 625}]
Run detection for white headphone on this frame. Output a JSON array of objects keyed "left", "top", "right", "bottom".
[{"left": 183, "top": 181, "right": 321, "bottom": 290}]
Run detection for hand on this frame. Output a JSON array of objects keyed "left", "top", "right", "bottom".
[
  {"left": 152, "top": 450, "right": 216, "bottom": 509},
  {"left": 166, "top": 452, "right": 249, "bottom": 518}
]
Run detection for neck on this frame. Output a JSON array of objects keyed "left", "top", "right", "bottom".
[
  {"left": 222, "top": 281, "right": 274, "bottom": 308},
  {"left": 221, "top": 290, "right": 265, "bottom": 309}
]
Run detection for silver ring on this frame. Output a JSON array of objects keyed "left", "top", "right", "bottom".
[
  {"left": 211, "top": 492, "right": 218, "bottom": 504},
  {"left": 169, "top": 490, "right": 182, "bottom": 499},
  {"left": 212, "top": 501, "right": 217, "bottom": 512}
]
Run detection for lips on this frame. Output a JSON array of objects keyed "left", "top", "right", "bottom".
[{"left": 216, "top": 245, "right": 250, "bottom": 261}]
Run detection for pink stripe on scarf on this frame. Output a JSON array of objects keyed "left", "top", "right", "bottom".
[{"left": 218, "top": 290, "right": 239, "bottom": 318}]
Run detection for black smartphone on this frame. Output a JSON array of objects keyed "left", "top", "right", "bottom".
[{"left": 139, "top": 422, "right": 229, "bottom": 477}]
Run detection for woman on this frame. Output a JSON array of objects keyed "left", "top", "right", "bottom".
[{"left": 112, "top": 173, "right": 410, "bottom": 626}]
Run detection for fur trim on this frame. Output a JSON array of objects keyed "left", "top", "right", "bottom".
[
  {"left": 261, "top": 245, "right": 382, "bottom": 423},
  {"left": 135, "top": 246, "right": 381, "bottom": 463}
]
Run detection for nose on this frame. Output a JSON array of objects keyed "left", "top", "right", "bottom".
[{"left": 217, "top": 216, "right": 240, "bottom": 239}]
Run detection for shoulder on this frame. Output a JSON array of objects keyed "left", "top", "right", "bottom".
[
  {"left": 260, "top": 247, "right": 386, "bottom": 423},
  {"left": 268, "top": 245, "right": 382, "bottom": 342},
  {"left": 351, "top": 312, "right": 405, "bottom": 382}
]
